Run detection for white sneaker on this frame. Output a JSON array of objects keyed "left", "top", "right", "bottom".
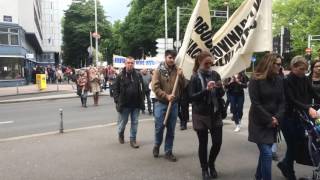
[{"left": 234, "top": 125, "right": 241, "bottom": 132}]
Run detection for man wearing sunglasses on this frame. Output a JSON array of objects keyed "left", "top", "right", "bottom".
[{"left": 152, "top": 50, "right": 185, "bottom": 162}]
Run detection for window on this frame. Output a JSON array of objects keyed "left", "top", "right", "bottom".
[
  {"left": 0, "top": 27, "right": 19, "bottom": 45},
  {"left": 0, "top": 34, "right": 9, "bottom": 44},
  {"left": 0, "top": 58, "right": 23, "bottom": 80}
]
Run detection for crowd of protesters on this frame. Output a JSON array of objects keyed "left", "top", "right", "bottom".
[{"left": 108, "top": 49, "right": 320, "bottom": 180}]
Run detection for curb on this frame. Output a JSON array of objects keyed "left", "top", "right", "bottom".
[{"left": 0, "top": 93, "right": 110, "bottom": 104}]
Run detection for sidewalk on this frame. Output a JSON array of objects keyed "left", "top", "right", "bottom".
[
  {"left": 0, "top": 83, "right": 76, "bottom": 97},
  {"left": 0, "top": 83, "right": 109, "bottom": 104},
  {"left": 0, "top": 120, "right": 313, "bottom": 180}
]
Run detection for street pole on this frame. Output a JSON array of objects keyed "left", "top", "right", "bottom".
[
  {"left": 90, "top": 31, "right": 93, "bottom": 51},
  {"left": 176, "top": 6, "right": 180, "bottom": 51},
  {"left": 280, "top": 26, "right": 284, "bottom": 57},
  {"left": 164, "top": 0, "right": 168, "bottom": 50},
  {"left": 94, "top": 0, "right": 99, "bottom": 66},
  {"left": 308, "top": 35, "right": 311, "bottom": 48}
]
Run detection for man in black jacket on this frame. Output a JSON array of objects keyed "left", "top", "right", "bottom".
[{"left": 113, "top": 57, "right": 145, "bottom": 149}]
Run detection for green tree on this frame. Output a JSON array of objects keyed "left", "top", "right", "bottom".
[
  {"left": 62, "top": 0, "right": 112, "bottom": 67},
  {"left": 273, "top": 0, "right": 320, "bottom": 58}
]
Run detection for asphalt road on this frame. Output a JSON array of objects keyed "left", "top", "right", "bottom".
[{"left": 0, "top": 96, "right": 152, "bottom": 139}]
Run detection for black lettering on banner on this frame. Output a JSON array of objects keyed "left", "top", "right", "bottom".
[
  {"left": 213, "top": 46, "right": 223, "bottom": 57},
  {"left": 234, "top": 25, "right": 244, "bottom": 37},
  {"left": 227, "top": 30, "right": 241, "bottom": 44},
  {"left": 253, "top": 0, "right": 261, "bottom": 12},
  {"left": 187, "top": 39, "right": 198, "bottom": 56},
  {"left": 194, "top": 16, "right": 204, "bottom": 28},
  {"left": 191, "top": 48, "right": 202, "bottom": 58},
  {"left": 195, "top": 21, "right": 209, "bottom": 35},
  {"left": 200, "top": 30, "right": 212, "bottom": 42},
  {"left": 224, "top": 36, "right": 234, "bottom": 48},
  {"left": 251, "top": 20, "right": 257, "bottom": 29},
  {"left": 240, "top": 19, "right": 247, "bottom": 28},
  {"left": 205, "top": 39, "right": 213, "bottom": 49},
  {"left": 217, "top": 40, "right": 230, "bottom": 54}
]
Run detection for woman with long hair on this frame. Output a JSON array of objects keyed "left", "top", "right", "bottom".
[
  {"left": 248, "top": 53, "right": 285, "bottom": 180},
  {"left": 189, "top": 51, "right": 225, "bottom": 180},
  {"left": 309, "top": 60, "right": 320, "bottom": 105}
]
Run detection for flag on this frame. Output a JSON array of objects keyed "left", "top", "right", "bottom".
[
  {"left": 176, "top": 0, "right": 273, "bottom": 79},
  {"left": 175, "top": 0, "right": 212, "bottom": 79}
]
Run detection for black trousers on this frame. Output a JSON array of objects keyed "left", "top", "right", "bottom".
[
  {"left": 196, "top": 126, "right": 223, "bottom": 170},
  {"left": 178, "top": 99, "right": 189, "bottom": 127}
]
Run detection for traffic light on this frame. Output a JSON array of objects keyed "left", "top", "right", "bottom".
[{"left": 283, "top": 28, "right": 291, "bottom": 54}]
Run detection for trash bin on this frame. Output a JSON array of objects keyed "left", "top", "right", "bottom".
[{"left": 36, "top": 74, "right": 47, "bottom": 90}]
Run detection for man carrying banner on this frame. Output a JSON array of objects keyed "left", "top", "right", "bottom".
[{"left": 152, "top": 50, "right": 185, "bottom": 162}]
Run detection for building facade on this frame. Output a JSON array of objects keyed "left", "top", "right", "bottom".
[{"left": 0, "top": 0, "right": 66, "bottom": 87}]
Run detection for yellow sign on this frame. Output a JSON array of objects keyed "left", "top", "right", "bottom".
[{"left": 36, "top": 74, "right": 47, "bottom": 90}]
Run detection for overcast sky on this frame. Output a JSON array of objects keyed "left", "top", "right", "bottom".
[{"left": 62, "top": 0, "right": 131, "bottom": 23}]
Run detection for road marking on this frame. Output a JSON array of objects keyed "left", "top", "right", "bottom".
[
  {"left": 0, "top": 121, "right": 14, "bottom": 125},
  {"left": 0, "top": 118, "right": 154, "bottom": 143}
]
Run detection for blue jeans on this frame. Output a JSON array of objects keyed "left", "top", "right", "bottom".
[
  {"left": 256, "top": 144, "right": 273, "bottom": 180},
  {"left": 230, "top": 94, "right": 244, "bottom": 125},
  {"left": 154, "top": 101, "right": 178, "bottom": 154},
  {"left": 118, "top": 108, "right": 140, "bottom": 141}
]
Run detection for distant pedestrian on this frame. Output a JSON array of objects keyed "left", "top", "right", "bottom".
[
  {"left": 56, "top": 67, "right": 63, "bottom": 84},
  {"left": 309, "top": 60, "right": 320, "bottom": 105},
  {"left": 88, "top": 66, "right": 101, "bottom": 106},
  {"left": 248, "top": 53, "right": 285, "bottom": 180},
  {"left": 189, "top": 51, "right": 225, "bottom": 179},
  {"left": 225, "top": 72, "right": 248, "bottom": 132},
  {"left": 141, "top": 69, "right": 152, "bottom": 115},
  {"left": 77, "top": 70, "right": 89, "bottom": 108},
  {"left": 151, "top": 50, "right": 185, "bottom": 162},
  {"left": 106, "top": 65, "right": 116, "bottom": 97},
  {"left": 178, "top": 79, "right": 190, "bottom": 130},
  {"left": 113, "top": 57, "right": 145, "bottom": 148}
]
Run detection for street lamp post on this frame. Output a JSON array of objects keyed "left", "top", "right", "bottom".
[
  {"left": 94, "top": 0, "right": 99, "bottom": 66},
  {"left": 164, "top": 0, "right": 168, "bottom": 50}
]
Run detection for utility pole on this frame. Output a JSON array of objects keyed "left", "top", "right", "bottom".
[
  {"left": 164, "top": 0, "right": 168, "bottom": 50},
  {"left": 176, "top": 6, "right": 180, "bottom": 51},
  {"left": 94, "top": 0, "right": 98, "bottom": 66},
  {"left": 280, "top": 26, "right": 284, "bottom": 57}
]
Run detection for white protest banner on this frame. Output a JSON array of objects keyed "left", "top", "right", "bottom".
[
  {"left": 176, "top": 0, "right": 272, "bottom": 79},
  {"left": 175, "top": 0, "right": 212, "bottom": 79},
  {"left": 113, "top": 55, "right": 162, "bottom": 69}
]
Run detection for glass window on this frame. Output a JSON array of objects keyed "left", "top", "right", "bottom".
[
  {"left": 0, "top": 58, "right": 23, "bottom": 80},
  {"left": 10, "top": 34, "right": 19, "bottom": 45},
  {"left": 10, "top": 29, "right": 18, "bottom": 33},
  {"left": 0, "top": 33, "right": 9, "bottom": 45},
  {"left": 0, "top": 28, "right": 8, "bottom": 32}
]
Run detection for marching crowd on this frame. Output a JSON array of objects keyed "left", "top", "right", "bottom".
[{"left": 74, "top": 50, "right": 320, "bottom": 180}]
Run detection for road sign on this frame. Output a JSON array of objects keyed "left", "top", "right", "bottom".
[
  {"left": 92, "top": 32, "right": 101, "bottom": 39},
  {"left": 251, "top": 56, "right": 257, "bottom": 62}
]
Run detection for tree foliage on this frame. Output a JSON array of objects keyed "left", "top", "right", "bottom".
[
  {"left": 62, "top": 0, "right": 112, "bottom": 67},
  {"left": 273, "top": 0, "right": 320, "bottom": 57}
]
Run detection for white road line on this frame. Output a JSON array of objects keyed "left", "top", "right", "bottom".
[
  {"left": 0, "top": 121, "right": 14, "bottom": 125},
  {"left": 0, "top": 118, "right": 154, "bottom": 143}
]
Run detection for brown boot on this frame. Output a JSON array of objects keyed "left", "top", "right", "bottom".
[
  {"left": 130, "top": 140, "right": 140, "bottom": 149},
  {"left": 119, "top": 133, "right": 124, "bottom": 144}
]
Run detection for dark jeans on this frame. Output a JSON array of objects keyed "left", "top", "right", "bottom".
[
  {"left": 230, "top": 94, "right": 244, "bottom": 125},
  {"left": 196, "top": 126, "right": 223, "bottom": 170},
  {"left": 178, "top": 99, "right": 189, "bottom": 128},
  {"left": 280, "top": 118, "right": 299, "bottom": 175},
  {"left": 145, "top": 91, "right": 152, "bottom": 113},
  {"left": 256, "top": 144, "right": 273, "bottom": 180},
  {"left": 154, "top": 102, "right": 178, "bottom": 153},
  {"left": 109, "top": 83, "right": 114, "bottom": 97}
]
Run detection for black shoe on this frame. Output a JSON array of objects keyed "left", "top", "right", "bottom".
[
  {"left": 202, "top": 170, "right": 210, "bottom": 180},
  {"left": 298, "top": 177, "right": 310, "bottom": 180},
  {"left": 277, "top": 161, "right": 289, "bottom": 178},
  {"left": 164, "top": 152, "right": 177, "bottom": 162},
  {"left": 149, "top": 111, "right": 153, "bottom": 115},
  {"left": 118, "top": 134, "right": 124, "bottom": 144},
  {"left": 180, "top": 126, "right": 187, "bottom": 131},
  {"left": 209, "top": 167, "right": 218, "bottom": 179},
  {"left": 153, "top": 145, "right": 160, "bottom": 158}
]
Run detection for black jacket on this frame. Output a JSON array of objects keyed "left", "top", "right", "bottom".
[
  {"left": 189, "top": 70, "right": 225, "bottom": 127},
  {"left": 113, "top": 69, "right": 145, "bottom": 112},
  {"left": 285, "top": 73, "right": 318, "bottom": 117},
  {"left": 225, "top": 73, "right": 249, "bottom": 96},
  {"left": 248, "top": 76, "right": 285, "bottom": 144}
]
